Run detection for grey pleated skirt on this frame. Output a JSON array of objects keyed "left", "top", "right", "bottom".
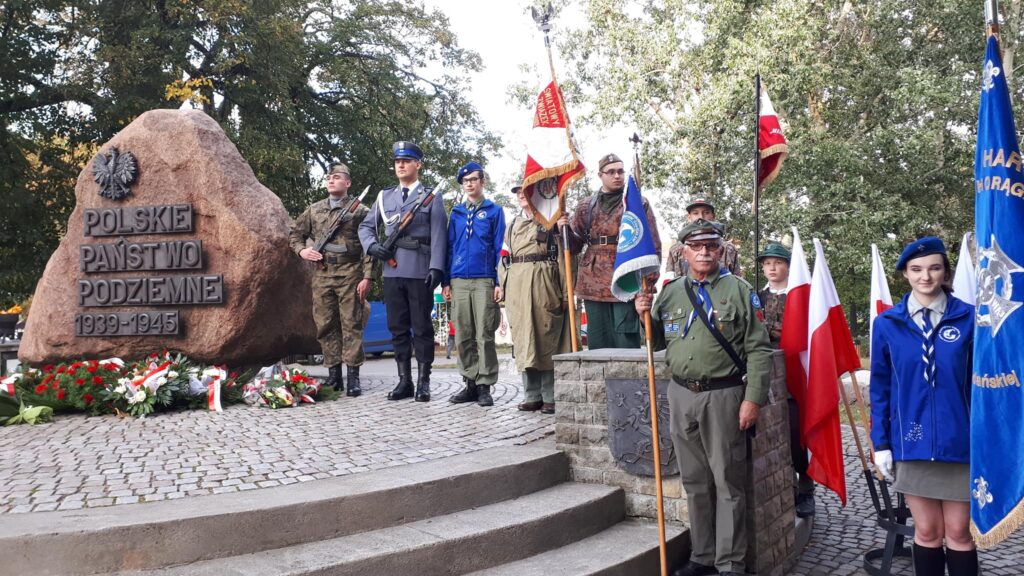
[{"left": 893, "top": 460, "right": 970, "bottom": 502}]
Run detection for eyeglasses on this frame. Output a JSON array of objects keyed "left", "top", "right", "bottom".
[
  {"left": 601, "top": 169, "right": 626, "bottom": 176},
  {"left": 461, "top": 176, "right": 482, "bottom": 185},
  {"left": 685, "top": 241, "right": 723, "bottom": 253}
]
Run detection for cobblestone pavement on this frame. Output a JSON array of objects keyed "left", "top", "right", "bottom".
[
  {"left": 0, "top": 358, "right": 552, "bottom": 514},
  {"left": 791, "top": 425, "right": 1024, "bottom": 575}
]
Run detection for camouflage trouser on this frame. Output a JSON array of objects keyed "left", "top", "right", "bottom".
[{"left": 312, "top": 272, "right": 365, "bottom": 367}]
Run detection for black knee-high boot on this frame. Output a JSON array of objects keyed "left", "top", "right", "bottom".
[
  {"left": 945, "top": 548, "right": 979, "bottom": 576},
  {"left": 912, "top": 543, "right": 946, "bottom": 576}
]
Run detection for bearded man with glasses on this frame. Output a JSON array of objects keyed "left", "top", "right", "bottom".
[
  {"left": 560, "top": 153, "right": 661, "bottom": 349},
  {"left": 635, "top": 219, "right": 771, "bottom": 576}
]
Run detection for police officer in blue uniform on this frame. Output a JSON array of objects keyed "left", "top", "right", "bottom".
[{"left": 358, "top": 141, "right": 448, "bottom": 402}]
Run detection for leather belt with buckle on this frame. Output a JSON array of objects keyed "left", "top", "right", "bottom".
[
  {"left": 511, "top": 253, "right": 558, "bottom": 264},
  {"left": 672, "top": 375, "right": 745, "bottom": 393},
  {"left": 588, "top": 235, "right": 617, "bottom": 246}
]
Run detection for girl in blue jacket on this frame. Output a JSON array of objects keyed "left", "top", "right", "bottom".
[{"left": 870, "top": 237, "right": 976, "bottom": 576}]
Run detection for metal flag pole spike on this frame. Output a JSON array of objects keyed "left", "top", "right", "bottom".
[
  {"left": 629, "top": 132, "right": 643, "bottom": 188},
  {"left": 533, "top": 2, "right": 580, "bottom": 352},
  {"left": 986, "top": 0, "right": 1000, "bottom": 37}
]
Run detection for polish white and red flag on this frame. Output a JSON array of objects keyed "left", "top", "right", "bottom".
[
  {"left": 521, "top": 80, "right": 585, "bottom": 229},
  {"left": 803, "top": 239, "right": 862, "bottom": 506},
  {"left": 869, "top": 244, "right": 894, "bottom": 347},
  {"left": 758, "top": 86, "right": 789, "bottom": 191},
  {"left": 779, "top": 227, "right": 811, "bottom": 408}
]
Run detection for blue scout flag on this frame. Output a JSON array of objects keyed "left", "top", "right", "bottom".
[
  {"left": 971, "top": 33, "right": 1024, "bottom": 547},
  {"left": 611, "top": 175, "right": 660, "bottom": 301}
]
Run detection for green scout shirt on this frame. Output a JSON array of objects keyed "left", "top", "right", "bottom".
[{"left": 652, "top": 267, "right": 772, "bottom": 405}]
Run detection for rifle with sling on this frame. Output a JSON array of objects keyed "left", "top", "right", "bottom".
[
  {"left": 312, "top": 185, "right": 371, "bottom": 270},
  {"left": 382, "top": 181, "right": 447, "bottom": 268}
]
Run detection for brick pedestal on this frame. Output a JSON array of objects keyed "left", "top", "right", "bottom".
[{"left": 554, "top": 348, "right": 797, "bottom": 575}]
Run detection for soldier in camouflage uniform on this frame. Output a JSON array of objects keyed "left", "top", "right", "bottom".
[
  {"left": 667, "top": 198, "right": 742, "bottom": 279},
  {"left": 289, "top": 162, "right": 373, "bottom": 396},
  {"left": 756, "top": 242, "right": 815, "bottom": 518},
  {"left": 563, "top": 153, "right": 661, "bottom": 349}
]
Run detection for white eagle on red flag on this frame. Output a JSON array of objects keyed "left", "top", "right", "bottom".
[
  {"left": 521, "top": 80, "right": 585, "bottom": 229},
  {"left": 758, "top": 87, "right": 789, "bottom": 191}
]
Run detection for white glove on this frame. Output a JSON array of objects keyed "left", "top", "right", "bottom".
[{"left": 874, "top": 449, "right": 895, "bottom": 482}]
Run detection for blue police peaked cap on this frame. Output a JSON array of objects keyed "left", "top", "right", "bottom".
[
  {"left": 896, "top": 236, "right": 947, "bottom": 270},
  {"left": 393, "top": 141, "right": 423, "bottom": 161},
  {"left": 457, "top": 161, "right": 484, "bottom": 183}
]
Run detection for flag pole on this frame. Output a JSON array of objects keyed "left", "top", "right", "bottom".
[
  {"left": 847, "top": 371, "right": 875, "bottom": 458},
  {"left": 642, "top": 278, "right": 669, "bottom": 576},
  {"left": 753, "top": 72, "right": 763, "bottom": 292},
  {"left": 533, "top": 3, "right": 580, "bottom": 352},
  {"left": 836, "top": 375, "right": 871, "bottom": 474},
  {"left": 632, "top": 134, "right": 668, "bottom": 576},
  {"left": 986, "top": 0, "right": 999, "bottom": 38}
]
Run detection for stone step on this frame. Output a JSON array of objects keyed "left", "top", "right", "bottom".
[
  {"left": 121, "top": 482, "right": 625, "bottom": 575},
  {"left": 1, "top": 446, "right": 569, "bottom": 576},
  {"left": 467, "top": 518, "right": 690, "bottom": 576}
]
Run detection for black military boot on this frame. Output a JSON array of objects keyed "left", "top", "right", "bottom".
[
  {"left": 449, "top": 379, "right": 478, "bottom": 403},
  {"left": 346, "top": 365, "right": 361, "bottom": 397},
  {"left": 476, "top": 385, "right": 494, "bottom": 407},
  {"left": 324, "top": 364, "right": 343, "bottom": 392},
  {"left": 414, "top": 362, "right": 431, "bottom": 402},
  {"left": 388, "top": 358, "right": 414, "bottom": 400}
]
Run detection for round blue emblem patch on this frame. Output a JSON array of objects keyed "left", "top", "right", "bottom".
[
  {"left": 617, "top": 211, "right": 643, "bottom": 251},
  {"left": 476, "top": 211, "right": 487, "bottom": 219},
  {"left": 750, "top": 292, "right": 762, "bottom": 309},
  {"left": 938, "top": 326, "right": 961, "bottom": 343}
]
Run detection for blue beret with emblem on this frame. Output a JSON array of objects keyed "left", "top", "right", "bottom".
[
  {"left": 457, "top": 161, "right": 484, "bottom": 183},
  {"left": 896, "top": 236, "right": 947, "bottom": 270},
  {"left": 393, "top": 141, "right": 423, "bottom": 161}
]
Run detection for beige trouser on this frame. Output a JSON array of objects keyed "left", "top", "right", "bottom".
[{"left": 451, "top": 278, "right": 501, "bottom": 386}]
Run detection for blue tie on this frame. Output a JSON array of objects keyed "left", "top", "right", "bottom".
[
  {"left": 402, "top": 187, "right": 409, "bottom": 202},
  {"left": 920, "top": 308, "right": 936, "bottom": 386},
  {"left": 695, "top": 280, "right": 713, "bottom": 316}
]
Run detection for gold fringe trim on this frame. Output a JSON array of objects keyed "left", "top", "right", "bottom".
[
  {"left": 758, "top": 146, "right": 789, "bottom": 191},
  {"left": 528, "top": 167, "right": 585, "bottom": 231},
  {"left": 971, "top": 495, "right": 1024, "bottom": 548}
]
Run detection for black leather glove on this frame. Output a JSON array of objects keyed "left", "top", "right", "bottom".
[
  {"left": 367, "top": 243, "right": 393, "bottom": 261},
  {"left": 425, "top": 269, "right": 443, "bottom": 290}
]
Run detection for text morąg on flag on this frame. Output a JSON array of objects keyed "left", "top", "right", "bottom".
[{"left": 970, "top": 33, "right": 1024, "bottom": 548}]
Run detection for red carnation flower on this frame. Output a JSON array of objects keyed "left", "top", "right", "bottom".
[
  {"left": 51, "top": 380, "right": 60, "bottom": 390},
  {"left": 103, "top": 363, "right": 118, "bottom": 371},
  {"left": 83, "top": 393, "right": 94, "bottom": 405},
  {"left": 92, "top": 376, "right": 103, "bottom": 385},
  {"left": 42, "top": 374, "right": 53, "bottom": 386},
  {"left": 229, "top": 371, "right": 238, "bottom": 379},
  {"left": 75, "top": 378, "right": 86, "bottom": 386},
  {"left": 35, "top": 384, "right": 47, "bottom": 395},
  {"left": 87, "top": 365, "right": 97, "bottom": 373},
  {"left": 56, "top": 366, "right": 66, "bottom": 374},
  {"left": 56, "top": 389, "right": 67, "bottom": 400},
  {"left": 43, "top": 364, "right": 54, "bottom": 373},
  {"left": 70, "top": 362, "right": 81, "bottom": 370}
]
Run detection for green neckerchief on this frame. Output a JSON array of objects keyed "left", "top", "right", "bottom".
[{"left": 598, "top": 188, "right": 624, "bottom": 214}]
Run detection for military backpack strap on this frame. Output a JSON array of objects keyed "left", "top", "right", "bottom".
[
  {"left": 682, "top": 280, "right": 747, "bottom": 375},
  {"left": 582, "top": 194, "right": 600, "bottom": 244}
]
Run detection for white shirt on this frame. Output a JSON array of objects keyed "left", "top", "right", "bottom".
[{"left": 907, "top": 291, "right": 947, "bottom": 331}]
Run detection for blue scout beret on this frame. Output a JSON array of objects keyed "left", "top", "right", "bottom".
[
  {"left": 896, "top": 236, "right": 947, "bottom": 270},
  {"left": 393, "top": 141, "right": 423, "bottom": 161},
  {"left": 757, "top": 242, "right": 791, "bottom": 263},
  {"left": 457, "top": 162, "right": 484, "bottom": 183}
]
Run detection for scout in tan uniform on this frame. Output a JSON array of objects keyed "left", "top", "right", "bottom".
[
  {"left": 289, "top": 162, "right": 373, "bottom": 396},
  {"left": 503, "top": 185, "right": 577, "bottom": 414},
  {"left": 563, "top": 153, "right": 660, "bottom": 349},
  {"left": 667, "top": 198, "right": 741, "bottom": 278},
  {"left": 635, "top": 219, "right": 771, "bottom": 576}
]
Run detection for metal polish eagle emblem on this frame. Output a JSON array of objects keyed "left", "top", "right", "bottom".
[
  {"left": 977, "top": 234, "right": 1023, "bottom": 335},
  {"left": 91, "top": 147, "right": 138, "bottom": 200}
]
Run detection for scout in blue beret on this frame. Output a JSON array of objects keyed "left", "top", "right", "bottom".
[
  {"left": 871, "top": 234, "right": 977, "bottom": 576},
  {"left": 895, "top": 236, "right": 947, "bottom": 270},
  {"left": 444, "top": 160, "right": 506, "bottom": 407}
]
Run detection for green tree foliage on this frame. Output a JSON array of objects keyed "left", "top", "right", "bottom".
[
  {"left": 1, "top": 0, "right": 497, "bottom": 306},
  {"left": 553, "top": 0, "right": 1024, "bottom": 339}
]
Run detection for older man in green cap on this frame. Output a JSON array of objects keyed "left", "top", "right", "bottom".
[
  {"left": 636, "top": 219, "right": 772, "bottom": 576},
  {"left": 756, "top": 241, "right": 815, "bottom": 518}
]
